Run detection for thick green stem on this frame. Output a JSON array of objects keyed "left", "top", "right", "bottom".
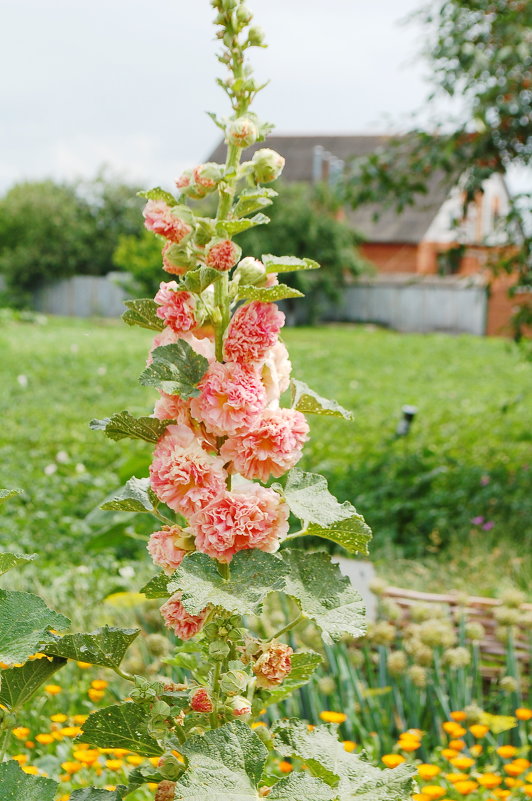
[
  {"left": 112, "top": 665, "right": 135, "bottom": 683},
  {"left": 210, "top": 661, "right": 223, "bottom": 728}
]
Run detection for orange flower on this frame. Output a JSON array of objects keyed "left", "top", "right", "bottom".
[
  {"left": 61, "top": 761, "right": 82, "bottom": 774},
  {"left": 399, "top": 739, "right": 421, "bottom": 752},
  {"left": 442, "top": 749, "right": 460, "bottom": 760},
  {"left": 35, "top": 733, "right": 54, "bottom": 745},
  {"left": 522, "top": 785, "right": 532, "bottom": 797},
  {"left": 515, "top": 708, "right": 532, "bottom": 721},
  {"left": 449, "top": 739, "right": 466, "bottom": 751},
  {"left": 12, "top": 727, "right": 30, "bottom": 740},
  {"left": 469, "top": 724, "right": 489, "bottom": 738},
  {"left": 454, "top": 780, "right": 478, "bottom": 795},
  {"left": 91, "top": 679, "right": 109, "bottom": 691},
  {"left": 513, "top": 759, "right": 531, "bottom": 770},
  {"left": 505, "top": 778, "right": 524, "bottom": 788},
  {"left": 319, "top": 711, "right": 347, "bottom": 724},
  {"left": 418, "top": 765, "right": 441, "bottom": 780},
  {"left": 421, "top": 785, "right": 446, "bottom": 799},
  {"left": 343, "top": 741, "right": 356, "bottom": 752},
  {"left": 478, "top": 774, "right": 503, "bottom": 789},
  {"left": 50, "top": 714, "right": 68, "bottom": 723},
  {"left": 444, "top": 774, "right": 469, "bottom": 783},
  {"left": 450, "top": 757, "right": 475, "bottom": 770},
  {"left": 470, "top": 744, "right": 483, "bottom": 757},
  {"left": 43, "top": 684, "right": 61, "bottom": 695},
  {"left": 88, "top": 688, "right": 105, "bottom": 703},
  {"left": 450, "top": 711, "right": 467, "bottom": 722},
  {"left": 382, "top": 754, "right": 406, "bottom": 769},
  {"left": 497, "top": 746, "right": 517, "bottom": 759},
  {"left": 279, "top": 761, "right": 293, "bottom": 774},
  {"left": 505, "top": 763, "right": 526, "bottom": 777}
]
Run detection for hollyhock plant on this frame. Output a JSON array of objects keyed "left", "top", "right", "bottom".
[
  {"left": 153, "top": 391, "right": 190, "bottom": 424},
  {"left": 224, "top": 300, "right": 285, "bottom": 364},
  {"left": 160, "top": 593, "right": 208, "bottom": 640},
  {"left": 143, "top": 200, "right": 192, "bottom": 243},
  {"left": 147, "top": 525, "right": 191, "bottom": 575},
  {"left": 189, "top": 485, "right": 289, "bottom": 563},
  {"left": 154, "top": 281, "right": 197, "bottom": 332},
  {"left": 253, "top": 641, "right": 294, "bottom": 688},
  {"left": 205, "top": 238, "right": 241, "bottom": 272},
  {"left": 220, "top": 408, "right": 309, "bottom": 481},
  {"left": 189, "top": 360, "right": 266, "bottom": 436}
]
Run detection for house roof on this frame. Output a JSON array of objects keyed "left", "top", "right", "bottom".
[{"left": 206, "top": 134, "right": 452, "bottom": 244}]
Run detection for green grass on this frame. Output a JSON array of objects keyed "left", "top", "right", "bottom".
[{"left": 0, "top": 317, "right": 530, "bottom": 597}]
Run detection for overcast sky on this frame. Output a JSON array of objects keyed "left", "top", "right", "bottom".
[{"left": 1, "top": 0, "right": 441, "bottom": 192}]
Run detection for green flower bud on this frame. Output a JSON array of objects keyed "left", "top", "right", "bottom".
[
  {"left": 350, "top": 649, "right": 364, "bottom": 669},
  {"left": 251, "top": 148, "right": 285, "bottom": 183},
  {"left": 500, "top": 588, "right": 526, "bottom": 608},
  {"left": 229, "top": 695, "right": 252, "bottom": 720},
  {"left": 366, "top": 621, "right": 396, "bottom": 646},
  {"left": 236, "top": 5, "right": 252, "bottom": 25},
  {"left": 418, "top": 619, "right": 456, "bottom": 648},
  {"left": 233, "top": 257, "right": 266, "bottom": 285},
  {"left": 443, "top": 646, "right": 471, "bottom": 669},
  {"left": 494, "top": 605, "right": 521, "bottom": 626},
  {"left": 220, "top": 669, "right": 249, "bottom": 696},
  {"left": 465, "top": 621, "right": 485, "bottom": 642},
  {"left": 247, "top": 25, "right": 265, "bottom": 46},
  {"left": 387, "top": 650, "right": 408, "bottom": 676},
  {"left": 209, "top": 640, "right": 231, "bottom": 661},
  {"left": 407, "top": 664, "right": 427, "bottom": 688},
  {"left": 158, "top": 754, "right": 184, "bottom": 781},
  {"left": 369, "top": 577, "right": 388, "bottom": 597},
  {"left": 500, "top": 675, "right": 518, "bottom": 693},
  {"left": 380, "top": 599, "right": 402, "bottom": 622},
  {"left": 464, "top": 703, "right": 484, "bottom": 724},
  {"left": 227, "top": 117, "right": 258, "bottom": 148},
  {"left": 253, "top": 724, "right": 273, "bottom": 748}
]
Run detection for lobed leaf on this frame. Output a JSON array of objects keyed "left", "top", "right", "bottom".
[
  {"left": 122, "top": 298, "right": 165, "bottom": 331},
  {"left": 272, "top": 720, "right": 416, "bottom": 800},
  {"left": 100, "top": 477, "right": 154, "bottom": 513},
  {"left": 237, "top": 283, "right": 304, "bottom": 302},
  {"left": 0, "top": 760, "right": 57, "bottom": 801},
  {"left": 0, "top": 655, "right": 67, "bottom": 711},
  {"left": 169, "top": 550, "right": 289, "bottom": 617},
  {"left": 259, "top": 651, "right": 322, "bottom": 706},
  {"left": 277, "top": 469, "right": 372, "bottom": 555},
  {"left": 291, "top": 379, "right": 353, "bottom": 420},
  {"left": 137, "top": 187, "right": 178, "bottom": 206},
  {"left": 279, "top": 550, "right": 366, "bottom": 644},
  {"left": 90, "top": 411, "right": 171, "bottom": 443},
  {"left": 139, "top": 341, "right": 209, "bottom": 399},
  {"left": 0, "top": 590, "right": 70, "bottom": 666},
  {"left": 268, "top": 773, "right": 336, "bottom": 801},
  {"left": 71, "top": 787, "right": 127, "bottom": 800},
  {"left": 77, "top": 702, "right": 163, "bottom": 757},
  {"left": 43, "top": 626, "right": 140, "bottom": 669},
  {"left": 262, "top": 254, "right": 320, "bottom": 273},
  {"left": 140, "top": 573, "right": 172, "bottom": 599},
  {"left": 216, "top": 213, "right": 270, "bottom": 236},
  {"left": 233, "top": 187, "right": 278, "bottom": 217},
  {"left": 179, "top": 266, "right": 221, "bottom": 294},
  {"left": 0, "top": 552, "right": 37, "bottom": 577}
]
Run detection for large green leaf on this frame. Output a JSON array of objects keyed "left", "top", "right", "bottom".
[
  {"left": 138, "top": 187, "right": 178, "bottom": 205},
  {"left": 273, "top": 720, "right": 416, "bottom": 800},
  {"left": 90, "top": 411, "right": 170, "bottom": 443},
  {"left": 43, "top": 626, "right": 140, "bottom": 669},
  {"left": 237, "top": 284, "right": 304, "bottom": 302},
  {"left": 291, "top": 379, "right": 353, "bottom": 420},
  {"left": 0, "top": 656, "right": 66, "bottom": 710},
  {"left": 262, "top": 254, "right": 320, "bottom": 273},
  {"left": 233, "top": 187, "right": 277, "bottom": 216},
  {"left": 174, "top": 721, "right": 267, "bottom": 801},
  {"left": 279, "top": 550, "right": 366, "bottom": 644},
  {"left": 0, "top": 488, "right": 22, "bottom": 505},
  {"left": 122, "top": 298, "right": 165, "bottom": 331},
  {"left": 216, "top": 213, "right": 270, "bottom": 236},
  {"left": 139, "top": 341, "right": 209, "bottom": 399},
  {"left": 277, "top": 470, "right": 372, "bottom": 555},
  {"left": 71, "top": 788, "right": 126, "bottom": 800},
  {"left": 168, "top": 550, "right": 288, "bottom": 616},
  {"left": 268, "top": 773, "right": 336, "bottom": 801},
  {"left": 179, "top": 266, "right": 221, "bottom": 294},
  {"left": 0, "top": 552, "right": 37, "bottom": 577},
  {"left": 77, "top": 702, "right": 163, "bottom": 757},
  {"left": 260, "top": 651, "right": 322, "bottom": 706},
  {"left": 140, "top": 572, "right": 172, "bottom": 599},
  {"left": 0, "top": 760, "right": 57, "bottom": 801},
  {"left": 100, "top": 477, "right": 155, "bottom": 513},
  {"left": 0, "top": 590, "right": 70, "bottom": 666}
]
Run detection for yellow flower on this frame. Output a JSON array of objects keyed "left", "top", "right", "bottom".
[
  {"left": 88, "top": 688, "right": 105, "bottom": 703},
  {"left": 59, "top": 726, "right": 82, "bottom": 738},
  {"left": 418, "top": 765, "right": 441, "bottom": 780},
  {"left": 35, "top": 733, "right": 55, "bottom": 745},
  {"left": 251, "top": 722, "right": 266, "bottom": 729},
  {"left": 494, "top": 791, "right": 511, "bottom": 799},
  {"left": 478, "top": 774, "right": 503, "bottom": 789},
  {"left": 453, "top": 780, "right": 478, "bottom": 795},
  {"left": 469, "top": 724, "right": 489, "bottom": 738},
  {"left": 149, "top": 757, "right": 160, "bottom": 767},
  {"left": 450, "top": 711, "right": 467, "bottom": 722},
  {"left": 504, "top": 763, "right": 526, "bottom": 777},
  {"left": 91, "top": 679, "right": 109, "bottom": 691},
  {"left": 343, "top": 741, "right": 356, "bottom": 753},
  {"left": 11, "top": 755, "right": 28, "bottom": 764},
  {"left": 442, "top": 721, "right": 465, "bottom": 736},
  {"left": 72, "top": 714, "right": 88, "bottom": 725},
  {"left": 449, "top": 757, "right": 475, "bottom": 770},
  {"left": 515, "top": 708, "right": 532, "bottom": 721},
  {"left": 504, "top": 778, "right": 524, "bottom": 788},
  {"left": 319, "top": 711, "right": 347, "bottom": 724},
  {"left": 382, "top": 754, "right": 406, "bottom": 769},
  {"left": 513, "top": 759, "right": 531, "bottom": 770},
  {"left": 522, "top": 784, "right": 532, "bottom": 797},
  {"left": 444, "top": 773, "right": 469, "bottom": 783},
  {"left": 279, "top": 761, "right": 293, "bottom": 773},
  {"left": 72, "top": 749, "right": 99, "bottom": 764},
  {"left": 12, "top": 727, "right": 30, "bottom": 740},
  {"left": 50, "top": 714, "right": 68, "bottom": 723},
  {"left": 77, "top": 661, "right": 91, "bottom": 668},
  {"left": 126, "top": 755, "right": 144, "bottom": 766},
  {"left": 61, "top": 761, "right": 82, "bottom": 774},
  {"left": 470, "top": 744, "right": 483, "bottom": 757},
  {"left": 105, "top": 759, "right": 124, "bottom": 771},
  {"left": 421, "top": 785, "right": 446, "bottom": 799},
  {"left": 448, "top": 739, "right": 466, "bottom": 751},
  {"left": 441, "top": 748, "right": 460, "bottom": 760},
  {"left": 21, "top": 766, "right": 40, "bottom": 775},
  {"left": 497, "top": 746, "right": 517, "bottom": 759},
  {"left": 412, "top": 795, "right": 430, "bottom": 801},
  {"left": 398, "top": 739, "right": 421, "bottom": 752},
  {"left": 44, "top": 684, "right": 62, "bottom": 695}
]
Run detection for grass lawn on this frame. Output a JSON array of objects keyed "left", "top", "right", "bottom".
[{"left": 0, "top": 316, "right": 530, "bottom": 598}]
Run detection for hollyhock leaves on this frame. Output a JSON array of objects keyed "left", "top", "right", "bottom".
[
  {"left": 268, "top": 774, "right": 336, "bottom": 801},
  {"left": 216, "top": 213, "right": 270, "bottom": 236},
  {"left": 279, "top": 550, "right": 366, "bottom": 644},
  {"left": 290, "top": 379, "right": 353, "bottom": 420},
  {"left": 233, "top": 187, "right": 278, "bottom": 216},
  {"left": 0, "top": 591, "right": 70, "bottom": 666},
  {"left": 174, "top": 721, "right": 267, "bottom": 800},
  {"left": 258, "top": 651, "right": 322, "bottom": 707},
  {"left": 100, "top": 477, "right": 155, "bottom": 513},
  {"left": 139, "top": 341, "right": 209, "bottom": 399},
  {"left": 276, "top": 469, "right": 372, "bottom": 555},
  {"left": 168, "top": 551, "right": 288, "bottom": 616},
  {"left": 90, "top": 411, "right": 172, "bottom": 443},
  {"left": 0, "top": 552, "right": 36, "bottom": 577},
  {"left": 0, "top": 760, "right": 57, "bottom": 801},
  {"left": 43, "top": 626, "right": 140, "bottom": 669},
  {"left": 0, "top": 656, "right": 67, "bottom": 711},
  {"left": 71, "top": 789, "right": 127, "bottom": 801},
  {"left": 77, "top": 702, "right": 163, "bottom": 757},
  {"left": 262, "top": 254, "right": 320, "bottom": 273},
  {"left": 137, "top": 187, "right": 178, "bottom": 206},
  {"left": 122, "top": 298, "right": 165, "bottom": 331},
  {"left": 140, "top": 572, "right": 172, "bottom": 599},
  {"left": 272, "top": 720, "right": 416, "bottom": 800},
  {"left": 237, "top": 283, "right": 304, "bottom": 302},
  {"left": 179, "top": 266, "right": 221, "bottom": 294}
]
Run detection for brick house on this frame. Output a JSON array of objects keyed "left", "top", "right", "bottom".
[{"left": 208, "top": 134, "right": 519, "bottom": 335}]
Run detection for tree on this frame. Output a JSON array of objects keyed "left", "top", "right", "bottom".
[{"left": 343, "top": 0, "right": 531, "bottom": 339}]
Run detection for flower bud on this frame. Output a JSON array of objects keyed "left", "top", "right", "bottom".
[
  {"left": 206, "top": 239, "right": 242, "bottom": 272},
  {"left": 227, "top": 117, "right": 259, "bottom": 148},
  {"left": 220, "top": 669, "right": 249, "bottom": 696},
  {"left": 443, "top": 646, "right": 471, "bottom": 669},
  {"left": 465, "top": 622, "right": 485, "bottom": 642},
  {"left": 247, "top": 26, "right": 265, "bottom": 46},
  {"left": 494, "top": 605, "right": 520, "bottom": 626},
  {"left": 175, "top": 169, "right": 193, "bottom": 192},
  {"left": 251, "top": 148, "right": 285, "bottom": 183},
  {"left": 407, "top": 664, "right": 427, "bottom": 688},
  {"left": 145, "top": 633, "right": 171, "bottom": 657},
  {"left": 499, "top": 588, "right": 525, "bottom": 608},
  {"left": 229, "top": 695, "right": 252, "bottom": 719},
  {"left": 236, "top": 5, "right": 252, "bottom": 24},
  {"left": 366, "top": 621, "right": 396, "bottom": 647},
  {"left": 193, "top": 162, "right": 224, "bottom": 194},
  {"left": 190, "top": 687, "right": 213, "bottom": 713},
  {"left": 209, "top": 640, "right": 231, "bottom": 661},
  {"left": 158, "top": 755, "right": 183, "bottom": 781},
  {"left": 233, "top": 257, "right": 266, "bottom": 285},
  {"left": 162, "top": 243, "right": 196, "bottom": 275},
  {"left": 500, "top": 675, "right": 518, "bottom": 692}
]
